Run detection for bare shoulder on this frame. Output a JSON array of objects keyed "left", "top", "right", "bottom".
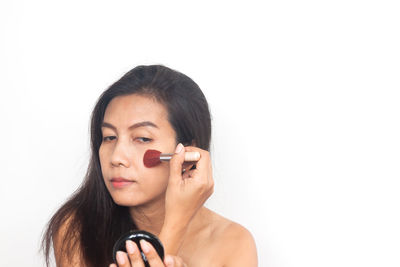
[
  {"left": 53, "top": 211, "right": 84, "bottom": 266},
  {"left": 205, "top": 208, "right": 258, "bottom": 267}
]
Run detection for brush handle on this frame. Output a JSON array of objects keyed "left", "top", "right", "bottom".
[{"left": 160, "top": 152, "right": 200, "bottom": 162}]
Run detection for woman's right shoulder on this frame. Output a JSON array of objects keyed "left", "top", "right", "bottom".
[
  {"left": 53, "top": 211, "right": 85, "bottom": 266},
  {"left": 53, "top": 210, "right": 76, "bottom": 243}
]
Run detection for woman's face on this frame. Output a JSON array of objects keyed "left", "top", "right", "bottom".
[{"left": 99, "top": 94, "right": 177, "bottom": 207}]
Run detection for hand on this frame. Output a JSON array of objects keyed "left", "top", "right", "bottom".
[
  {"left": 164, "top": 143, "right": 214, "bottom": 228},
  {"left": 110, "top": 239, "right": 187, "bottom": 267}
]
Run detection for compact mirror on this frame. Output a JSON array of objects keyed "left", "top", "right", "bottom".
[{"left": 113, "top": 230, "right": 164, "bottom": 267}]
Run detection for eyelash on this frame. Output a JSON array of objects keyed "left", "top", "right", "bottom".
[{"left": 102, "top": 136, "right": 152, "bottom": 143}]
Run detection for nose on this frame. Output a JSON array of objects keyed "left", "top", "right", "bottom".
[{"left": 110, "top": 138, "right": 132, "bottom": 168}]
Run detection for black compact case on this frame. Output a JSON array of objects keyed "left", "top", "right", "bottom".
[{"left": 113, "top": 230, "right": 164, "bottom": 267}]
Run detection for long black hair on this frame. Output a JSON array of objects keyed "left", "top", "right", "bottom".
[{"left": 41, "top": 65, "right": 212, "bottom": 266}]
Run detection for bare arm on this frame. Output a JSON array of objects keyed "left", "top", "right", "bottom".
[
  {"left": 160, "top": 144, "right": 214, "bottom": 255},
  {"left": 158, "top": 219, "right": 190, "bottom": 255}
]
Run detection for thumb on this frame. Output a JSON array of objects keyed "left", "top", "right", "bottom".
[{"left": 169, "top": 143, "right": 185, "bottom": 182}]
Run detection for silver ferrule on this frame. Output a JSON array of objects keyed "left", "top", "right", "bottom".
[{"left": 160, "top": 153, "right": 174, "bottom": 161}]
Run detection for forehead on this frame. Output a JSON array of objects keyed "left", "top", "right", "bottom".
[{"left": 102, "top": 94, "right": 170, "bottom": 129}]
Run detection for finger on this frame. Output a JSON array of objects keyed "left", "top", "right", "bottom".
[
  {"left": 116, "top": 251, "right": 131, "bottom": 267},
  {"left": 126, "top": 240, "right": 145, "bottom": 267},
  {"left": 181, "top": 146, "right": 211, "bottom": 176},
  {"left": 164, "top": 255, "right": 175, "bottom": 267},
  {"left": 181, "top": 161, "right": 195, "bottom": 176},
  {"left": 182, "top": 146, "right": 212, "bottom": 183},
  {"left": 140, "top": 239, "right": 164, "bottom": 267},
  {"left": 110, "top": 264, "right": 117, "bottom": 267},
  {"left": 164, "top": 255, "right": 187, "bottom": 267},
  {"left": 183, "top": 147, "right": 214, "bottom": 196},
  {"left": 182, "top": 168, "right": 192, "bottom": 179},
  {"left": 182, "top": 161, "right": 195, "bottom": 171},
  {"left": 169, "top": 143, "right": 186, "bottom": 183}
]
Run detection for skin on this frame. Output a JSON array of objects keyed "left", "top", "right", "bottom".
[
  {"left": 99, "top": 93, "right": 177, "bottom": 235},
  {"left": 55, "top": 93, "right": 258, "bottom": 266}
]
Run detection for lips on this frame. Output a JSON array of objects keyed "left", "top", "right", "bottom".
[
  {"left": 111, "top": 177, "right": 133, "bottom": 182},
  {"left": 110, "top": 177, "right": 135, "bottom": 188}
]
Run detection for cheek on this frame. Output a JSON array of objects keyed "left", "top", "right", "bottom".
[
  {"left": 98, "top": 146, "right": 107, "bottom": 173},
  {"left": 98, "top": 144, "right": 110, "bottom": 162},
  {"left": 135, "top": 164, "right": 170, "bottom": 200},
  {"left": 136, "top": 144, "right": 175, "bottom": 189},
  {"left": 140, "top": 162, "right": 170, "bottom": 188}
]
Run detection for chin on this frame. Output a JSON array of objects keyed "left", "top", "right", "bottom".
[{"left": 111, "top": 194, "right": 144, "bottom": 207}]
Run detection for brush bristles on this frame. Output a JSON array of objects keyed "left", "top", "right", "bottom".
[
  {"left": 144, "top": 149, "right": 201, "bottom": 168},
  {"left": 143, "top": 149, "right": 162, "bottom": 168}
]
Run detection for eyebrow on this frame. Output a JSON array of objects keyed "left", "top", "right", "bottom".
[{"left": 101, "top": 121, "right": 159, "bottom": 131}]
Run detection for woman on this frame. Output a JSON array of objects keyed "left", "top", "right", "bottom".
[{"left": 41, "top": 65, "right": 258, "bottom": 266}]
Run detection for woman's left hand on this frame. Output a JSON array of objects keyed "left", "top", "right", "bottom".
[{"left": 109, "top": 239, "right": 187, "bottom": 267}]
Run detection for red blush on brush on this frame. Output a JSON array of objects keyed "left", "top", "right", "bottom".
[
  {"left": 143, "top": 149, "right": 201, "bottom": 168},
  {"left": 143, "top": 149, "right": 163, "bottom": 168}
]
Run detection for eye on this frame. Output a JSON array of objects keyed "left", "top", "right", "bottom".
[
  {"left": 103, "top": 136, "right": 116, "bottom": 142},
  {"left": 136, "top": 137, "right": 152, "bottom": 143}
]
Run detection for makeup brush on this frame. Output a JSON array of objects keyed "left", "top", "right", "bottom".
[{"left": 143, "top": 149, "right": 201, "bottom": 168}]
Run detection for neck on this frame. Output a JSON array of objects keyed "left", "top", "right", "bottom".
[{"left": 129, "top": 194, "right": 166, "bottom": 236}]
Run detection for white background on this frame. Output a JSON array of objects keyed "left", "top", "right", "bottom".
[{"left": 1, "top": 0, "right": 399, "bottom": 266}]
